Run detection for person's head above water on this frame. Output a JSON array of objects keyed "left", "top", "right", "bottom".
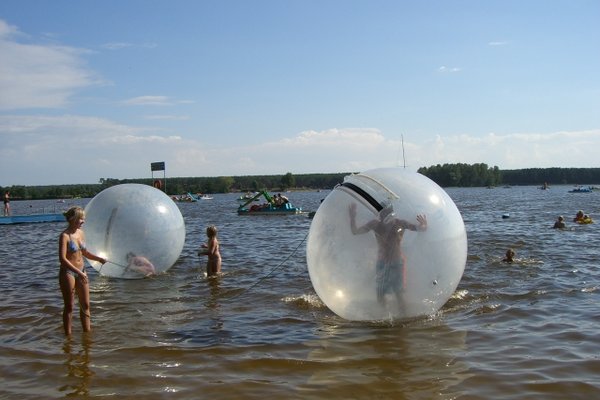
[{"left": 504, "top": 248, "right": 516, "bottom": 262}]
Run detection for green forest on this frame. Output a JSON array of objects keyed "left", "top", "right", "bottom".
[
  {"left": 417, "top": 164, "right": 600, "bottom": 188},
  {"left": 3, "top": 165, "right": 600, "bottom": 200}
]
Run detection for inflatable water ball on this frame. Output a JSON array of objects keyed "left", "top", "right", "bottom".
[
  {"left": 84, "top": 184, "right": 186, "bottom": 279},
  {"left": 306, "top": 168, "right": 467, "bottom": 321}
]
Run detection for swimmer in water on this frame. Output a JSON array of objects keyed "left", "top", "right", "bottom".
[
  {"left": 503, "top": 248, "right": 516, "bottom": 263},
  {"left": 553, "top": 216, "right": 566, "bottom": 229}
]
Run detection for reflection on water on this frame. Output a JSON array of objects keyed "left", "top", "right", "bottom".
[
  {"left": 1, "top": 188, "right": 600, "bottom": 398},
  {"left": 301, "top": 321, "right": 469, "bottom": 399},
  {"left": 60, "top": 335, "right": 93, "bottom": 397},
  {"left": 206, "top": 277, "right": 225, "bottom": 334}
]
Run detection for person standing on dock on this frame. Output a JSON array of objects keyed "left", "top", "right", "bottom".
[{"left": 3, "top": 191, "right": 9, "bottom": 216}]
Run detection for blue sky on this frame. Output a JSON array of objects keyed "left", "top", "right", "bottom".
[{"left": 1, "top": 1, "right": 599, "bottom": 186}]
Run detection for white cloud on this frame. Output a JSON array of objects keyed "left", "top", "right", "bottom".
[
  {"left": 438, "top": 66, "right": 462, "bottom": 73},
  {"left": 121, "top": 96, "right": 195, "bottom": 106},
  {"left": 103, "top": 134, "right": 182, "bottom": 145},
  {"left": 280, "top": 128, "right": 385, "bottom": 147},
  {"left": 1, "top": 112, "right": 600, "bottom": 185},
  {"left": 101, "top": 42, "right": 133, "bottom": 50},
  {"left": 0, "top": 19, "right": 19, "bottom": 37},
  {"left": 488, "top": 40, "right": 508, "bottom": 46},
  {"left": 0, "top": 114, "right": 182, "bottom": 184},
  {"left": 412, "top": 129, "right": 600, "bottom": 170},
  {"left": 144, "top": 115, "right": 190, "bottom": 121},
  {"left": 122, "top": 96, "right": 173, "bottom": 106},
  {"left": 0, "top": 19, "right": 99, "bottom": 110},
  {"left": 101, "top": 41, "right": 157, "bottom": 50}
]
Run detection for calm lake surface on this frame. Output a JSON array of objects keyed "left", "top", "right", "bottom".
[{"left": 1, "top": 185, "right": 599, "bottom": 399}]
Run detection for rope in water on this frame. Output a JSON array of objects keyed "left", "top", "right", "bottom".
[
  {"left": 98, "top": 259, "right": 128, "bottom": 275},
  {"left": 226, "top": 230, "right": 309, "bottom": 301}
]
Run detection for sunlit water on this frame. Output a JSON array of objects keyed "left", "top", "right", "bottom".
[{"left": 1, "top": 186, "right": 599, "bottom": 399}]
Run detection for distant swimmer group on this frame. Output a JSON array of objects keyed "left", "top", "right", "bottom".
[
  {"left": 551, "top": 210, "right": 594, "bottom": 230},
  {"left": 501, "top": 206, "right": 596, "bottom": 264},
  {"left": 573, "top": 210, "right": 593, "bottom": 224}
]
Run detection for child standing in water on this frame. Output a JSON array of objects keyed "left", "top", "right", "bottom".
[{"left": 198, "top": 225, "right": 222, "bottom": 277}]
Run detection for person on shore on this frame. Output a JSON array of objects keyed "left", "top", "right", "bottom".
[
  {"left": 553, "top": 216, "right": 566, "bottom": 229},
  {"left": 58, "top": 206, "right": 106, "bottom": 336},
  {"left": 198, "top": 225, "right": 222, "bottom": 277},
  {"left": 503, "top": 248, "right": 516, "bottom": 263},
  {"left": 349, "top": 202, "right": 427, "bottom": 306},
  {"left": 3, "top": 191, "right": 9, "bottom": 216}
]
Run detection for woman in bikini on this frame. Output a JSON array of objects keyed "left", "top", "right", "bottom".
[{"left": 58, "top": 206, "right": 106, "bottom": 336}]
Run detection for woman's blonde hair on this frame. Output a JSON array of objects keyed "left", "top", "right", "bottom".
[{"left": 63, "top": 206, "right": 85, "bottom": 223}]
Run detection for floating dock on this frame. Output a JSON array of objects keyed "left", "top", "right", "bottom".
[{"left": 0, "top": 213, "right": 65, "bottom": 225}]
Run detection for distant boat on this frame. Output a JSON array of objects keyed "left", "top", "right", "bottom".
[
  {"left": 237, "top": 192, "right": 258, "bottom": 201},
  {"left": 172, "top": 193, "right": 198, "bottom": 202},
  {"left": 0, "top": 213, "right": 64, "bottom": 225},
  {"left": 186, "top": 193, "right": 213, "bottom": 201},
  {"left": 237, "top": 190, "right": 302, "bottom": 216},
  {"left": 569, "top": 186, "right": 593, "bottom": 193}
]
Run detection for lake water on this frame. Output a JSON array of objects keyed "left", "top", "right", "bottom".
[{"left": 1, "top": 185, "right": 599, "bottom": 399}]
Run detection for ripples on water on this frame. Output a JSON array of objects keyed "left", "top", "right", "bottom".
[{"left": 1, "top": 187, "right": 599, "bottom": 399}]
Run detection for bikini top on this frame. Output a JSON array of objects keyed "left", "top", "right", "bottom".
[{"left": 67, "top": 234, "right": 86, "bottom": 253}]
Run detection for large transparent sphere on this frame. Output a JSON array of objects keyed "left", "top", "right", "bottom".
[
  {"left": 84, "top": 184, "right": 186, "bottom": 279},
  {"left": 306, "top": 168, "right": 467, "bottom": 321}
]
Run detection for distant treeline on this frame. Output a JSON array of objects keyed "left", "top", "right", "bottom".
[
  {"left": 417, "top": 163, "right": 502, "bottom": 187},
  {"left": 417, "top": 164, "right": 600, "bottom": 187},
  {"left": 3, "top": 166, "right": 600, "bottom": 200},
  {"left": 1, "top": 172, "right": 349, "bottom": 200}
]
